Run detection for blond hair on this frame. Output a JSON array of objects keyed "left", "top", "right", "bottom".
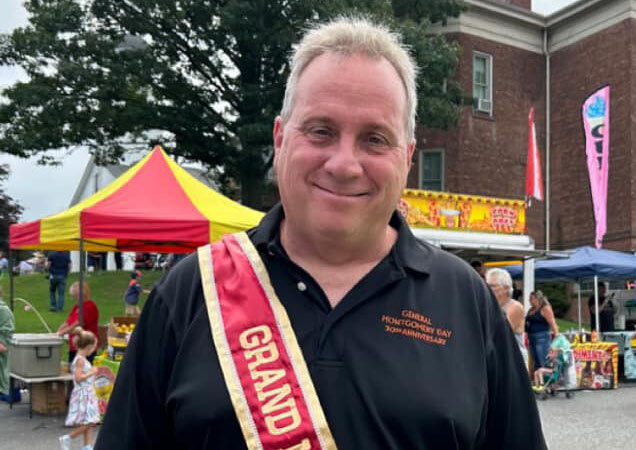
[
  {"left": 280, "top": 16, "right": 418, "bottom": 141},
  {"left": 531, "top": 290, "right": 549, "bottom": 307},
  {"left": 69, "top": 281, "right": 90, "bottom": 300},
  {"left": 71, "top": 326, "right": 97, "bottom": 350}
]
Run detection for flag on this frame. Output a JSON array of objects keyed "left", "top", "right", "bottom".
[
  {"left": 525, "top": 107, "right": 544, "bottom": 205},
  {"left": 582, "top": 85, "right": 610, "bottom": 249}
]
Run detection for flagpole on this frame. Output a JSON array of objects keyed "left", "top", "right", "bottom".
[{"left": 544, "top": 28, "right": 551, "bottom": 251}]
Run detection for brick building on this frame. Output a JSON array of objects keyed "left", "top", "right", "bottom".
[{"left": 418, "top": 0, "right": 636, "bottom": 252}]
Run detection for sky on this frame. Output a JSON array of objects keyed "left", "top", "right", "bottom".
[{"left": 0, "top": 0, "right": 576, "bottom": 222}]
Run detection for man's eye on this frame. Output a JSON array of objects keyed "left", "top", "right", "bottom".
[
  {"left": 367, "top": 134, "right": 389, "bottom": 146},
  {"left": 307, "top": 128, "right": 332, "bottom": 139}
]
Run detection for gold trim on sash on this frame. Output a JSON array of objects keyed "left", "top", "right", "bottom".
[
  {"left": 198, "top": 232, "right": 338, "bottom": 450},
  {"left": 234, "top": 232, "right": 338, "bottom": 450},
  {"left": 198, "top": 244, "right": 262, "bottom": 450}
]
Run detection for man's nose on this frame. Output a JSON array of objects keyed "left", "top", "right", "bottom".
[{"left": 323, "top": 136, "right": 363, "bottom": 179}]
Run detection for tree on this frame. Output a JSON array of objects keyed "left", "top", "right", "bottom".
[
  {"left": 0, "top": 164, "right": 23, "bottom": 251},
  {"left": 0, "top": 0, "right": 465, "bottom": 208}
]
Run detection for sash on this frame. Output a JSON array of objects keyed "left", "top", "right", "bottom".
[{"left": 198, "top": 232, "right": 338, "bottom": 450}]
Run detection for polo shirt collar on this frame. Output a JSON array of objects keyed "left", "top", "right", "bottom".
[
  {"left": 389, "top": 211, "right": 433, "bottom": 275},
  {"left": 251, "top": 203, "right": 432, "bottom": 275},
  {"left": 250, "top": 203, "right": 285, "bottom": 249}
]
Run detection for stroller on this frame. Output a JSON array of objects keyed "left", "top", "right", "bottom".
[{"left": 533, "top": 334, "right": 577, "bottom": 400}]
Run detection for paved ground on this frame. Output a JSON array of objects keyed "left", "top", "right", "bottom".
[
  {"left": 1, "top": 382, "right": 635, "bottom": 449},
  {"left": 0, "top": 399, "right": 100, "bottom": 450},
  {"left": 537, "top": 381, "right": 636, "bottom": 450}
]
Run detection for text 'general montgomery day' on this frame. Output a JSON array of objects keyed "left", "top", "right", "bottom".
[{"left": 381, "top": 309, "right": 453, "bottom": 345}]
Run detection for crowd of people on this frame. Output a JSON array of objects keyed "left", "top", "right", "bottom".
[
  {"left": 475, "top": 262, "right": 623, "bottom": 392},
  {"left": 478, "top": 265, "right": 562, "bottom": 380}
]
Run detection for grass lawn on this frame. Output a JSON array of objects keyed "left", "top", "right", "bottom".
[
  {"left": 556, "top": 317, "right": 580, "bottom": 333},
  {"left": 2, "top": 269, "right": 583, "bottom": 336},
  {"left": 1, "top": 269, "right": 165, "bottom": 334}
]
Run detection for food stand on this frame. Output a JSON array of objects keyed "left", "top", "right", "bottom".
[
  {"left": 400, "top": 189, "right": 547, "bottom": 310},
  {"left": 400, "top": 189, "right": 527, "bottom": 234},
  {"left": 571, "top": 340, "right": 619, "bottom": 389}
]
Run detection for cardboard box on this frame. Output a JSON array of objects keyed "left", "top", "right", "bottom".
[
  {"left": 32, "top": 380, "right": 69, "bottom": 415},
  {"left": 9, "top": 333, "right": 64, "bottom": 377},
  {"left": 107, "top": 317, "right": 137, "bottom": 341},
  {"left": 107, "top": 317, "right": 137, "bottom": 343},
  {"left": 97, "top": 325, "right": 108, "bottom": 350},
  {"left": 106, "top": 317, "right": 137, "bottom": 361}
]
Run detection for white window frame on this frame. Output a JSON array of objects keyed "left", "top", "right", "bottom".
[
  {"left": 418, "top": 149, "right": 444, "bottom": 191},
  {"left": 473, "top": 51, "right": 493, "bottom": 115}
]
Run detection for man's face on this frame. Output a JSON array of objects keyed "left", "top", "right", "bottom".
[
  {"left": 486, "top": 277, "right": 509, "bottom": 304},
  {"left": 273, "top": 52, "right": 415, "bottom": 241}
]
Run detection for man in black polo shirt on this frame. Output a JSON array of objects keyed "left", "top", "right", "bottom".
[
  {"left": 96, "top": 17, "right": 546, "bottom": 450},
  {"left": 46, "top": 250, "right": 71, "bottom": 312}
]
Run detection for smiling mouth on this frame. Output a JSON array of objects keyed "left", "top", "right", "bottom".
[{"left": 314, "top": 184, "right": 367, "bottom": 197}]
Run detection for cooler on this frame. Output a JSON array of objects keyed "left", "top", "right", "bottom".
[{"left": 9, "top": 333, "right": 64, "bottom": 377}]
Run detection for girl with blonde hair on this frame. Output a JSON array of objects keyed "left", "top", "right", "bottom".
[{"left": 59, "top": 327, "right": 100, "bottom": 450}]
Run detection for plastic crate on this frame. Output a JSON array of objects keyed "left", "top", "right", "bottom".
[{"left": 9, "top": 333, "right": 64, "bottom": 377}]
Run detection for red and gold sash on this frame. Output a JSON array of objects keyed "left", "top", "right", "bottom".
[{"left": 198, "top": 232, "right": 338, "bottom": 450}]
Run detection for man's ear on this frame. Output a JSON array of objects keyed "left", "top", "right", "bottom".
[
  {"left": 273, "top": 116, "right": 284, "bottom": 161},
  {"left": 406, "top": 139, "right": 416, "bottom": 171}
]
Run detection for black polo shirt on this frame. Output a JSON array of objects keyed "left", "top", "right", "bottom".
[{"left": 95, "top": 205, "right": 546, "bottom": 450}]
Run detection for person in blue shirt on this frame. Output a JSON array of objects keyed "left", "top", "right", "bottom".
[
  {"left": 47, "top": 251, "right": 71, "bottom": 312},
  {"left": 124, "top": 270, "right": 149, "bottom": 317}
]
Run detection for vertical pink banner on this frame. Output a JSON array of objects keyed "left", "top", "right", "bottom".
[{"left": 582, "top": 86, "right": 610, "bottom": 248}]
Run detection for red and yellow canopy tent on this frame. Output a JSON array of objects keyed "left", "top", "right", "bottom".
[
  {"left": 10, "top": 146, "right": 264, "bottom": 252},
  {"left": 8, "top": 146, "right": 264, "bottom": 319}
]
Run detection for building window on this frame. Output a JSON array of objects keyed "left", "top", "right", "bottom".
[
  {"left": 473, "top": 52, "right": 493, "bottom": 115},
  {"left": 419, "top": 149, "right": 444, "bottom": 191}
]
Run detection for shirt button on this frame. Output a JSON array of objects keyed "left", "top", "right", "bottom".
[{"left": 297, "top": 281, "right": 307, "bottom": 292}]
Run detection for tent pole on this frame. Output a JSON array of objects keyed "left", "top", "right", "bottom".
[
  {"left": 522, "top": 258, "right": 535, "bottom": 313},
  {"left": 594, "top": 275, "right": 599, "bottom": 333},
  {"left": 79, "top": 238, "right": 85, "bottom": 327},
  {"left": 577, "top": 281, "right": 582, "bottom": 330},
  {"left": 8, "top": 248, "right": 14, "bottom": 311}
]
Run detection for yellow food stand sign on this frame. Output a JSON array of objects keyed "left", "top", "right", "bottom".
[{"left": 399, "top": 189, "right": 526, "bottom": 234}]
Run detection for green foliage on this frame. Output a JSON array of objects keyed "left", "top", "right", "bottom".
[
  {"left": 0, "top": 0, "right": 466, "bottom": 207},
  {"left": 1, "top": 269, "right": 165, "bottom": 333},
  {"left": 0, "top": 165, "right": 22, "bottom": 252},
  {"left": 537, "top": 282, "right": 571, "bottom": 318}
]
